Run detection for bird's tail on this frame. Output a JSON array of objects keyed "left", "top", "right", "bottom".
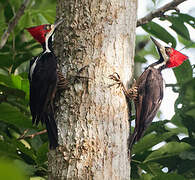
[
  {"left": 128, "top": 129, "right": 137, "bottom": 150},
  {"left": 43, "top": 110, "right": 58, "bottom": 149}
]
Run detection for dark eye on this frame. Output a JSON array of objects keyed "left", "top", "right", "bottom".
[
  {"left": 165, "top": 47, "right": 172, "bottom": 55},
  {"left": 44, "top": 25, "right": 51, "bottom": 30}
]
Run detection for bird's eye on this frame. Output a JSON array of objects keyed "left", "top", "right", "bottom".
[
  {"left": 44, "top": 25, "right": 51, "bottom": 30},
  {"left": 165, "top": 47, "right": 172, "bottom": 55}
]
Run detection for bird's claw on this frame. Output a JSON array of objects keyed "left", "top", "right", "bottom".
[{"left": 108, "top": 72, "right": 123, "bottom": 88}]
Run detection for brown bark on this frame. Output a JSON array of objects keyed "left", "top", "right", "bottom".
[{"left": 49, "top": 0, "right": 137, "bottom": 179}]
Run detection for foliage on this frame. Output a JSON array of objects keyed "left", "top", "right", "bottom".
[
  {"left": 0, "top": 0, "right": 194, "bottom": 179},
  {"left": 0, "top": 0, "right": 56, "bottom": 179}
]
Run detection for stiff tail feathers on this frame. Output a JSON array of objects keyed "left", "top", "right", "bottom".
[{"left": 43, "top": 112, "right": 58, "bottom": 149}]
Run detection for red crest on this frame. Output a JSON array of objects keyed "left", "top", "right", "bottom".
[
  {"left": 166, "top": 48, "right": 188, "bottom": 68},
  {"left": 26, "top": 24, "right": 51, "bottom": 44}
]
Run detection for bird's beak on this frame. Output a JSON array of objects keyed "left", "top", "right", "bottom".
[
  {"left": 54, "top": 18, "right": 64, "bottom": 29},
  {"left": 150, "top": 37, "right": 164, "bottom": 50},
  {"left": 150, "top": 37, "right": 169, "bottom": 62}
]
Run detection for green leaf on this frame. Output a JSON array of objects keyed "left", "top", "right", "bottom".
[
  {"left": 35, "top": 13, "right": 49, "bottom": 24},
  {"left": 13, "top": 159, "right": 35, "bottom": 176},
  {"left": 172, "top": 13, "right": 195, "bottom": 28},
  {"left": 135, "top": 55, "right": 147, "bottom": 63},
  {"left": 9, "top": 0, "right": 22, "bottom": 11},
  {"left": 0, "top": 140, "right": 20, "bottom": 159},
  {"left": 4, "top": 2, "right": 14, "bottom": 23},
  {"left": 0, "top": 84, "right": 25, "bottom": 99},
  {"left": 167, "top": 16, "right": 190, "bottom": 40},
  {"left": 173, "top": 60, "right": 192, "bottom": 84},
  {"left": 0, "top": 74, "right": 29, "bottom": 94},
  {"left": 178, "top": 35, "right": 195, "bottom": 48},
  {"left": 36, "top": 143, "right": 48, "bottom": 165},
  {"left": 152, "top": 173, "right": 186, "bottom": 180},
  {"left": 142, "top": 22, "right": 176, "bottom": 48},
  {"left": 144, "top": 142, "right": 191, "bottom": 163},
  {"left": 0, "top": 53, "right": 13, "bottom": 68},
  {"left": 146, "top": 162, "right": 163, "bottom": 175},
  {"left": 180, "top": 150, "right": 195, "bottom": 160},
  {"left": 11, "top": 74, "right": 22, "bottom": 89},
  {"left": 186, "top": 108, "right": 195, "bottom": 118},
  {"left": 145, "top": 120, "right": 169, "bottom": 134},
  {"left": 30, "top": 177, "right": 46, "bottom": 180},
  {"left": 18, "top": 11, "right": 34, "bottom": 30},
  {"left": 133, "top": 132, "right": 177, "bottom": 154},
  {"left": 0, "top": 102, "right": 32, "bottom": 128},
  {"left": 140, "top": 173, "right": 154, "bottom": 180},
  {"left": 0, "top": 159, "right": 26, "bottom": 180}
]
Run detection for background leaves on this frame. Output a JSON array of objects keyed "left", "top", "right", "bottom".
[{"left": 0, "top": 0, "right": 56, "bottom": 179}]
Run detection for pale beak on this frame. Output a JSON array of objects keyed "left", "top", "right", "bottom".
[
  {"left": 54, "top": 18, "right": 64, "bottom": 29},
  {"left": 150, "top": 37, "right": 168, "bottom": 62}
]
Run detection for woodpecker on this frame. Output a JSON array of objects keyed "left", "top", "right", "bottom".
[
  {"left": 26, "top": 19, "right": 64, "bottom": 149},
  {"left": 109, "top": 37, "right": 188, "bottom": 149}
]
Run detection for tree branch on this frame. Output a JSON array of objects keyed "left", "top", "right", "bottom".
[
  {"left": 18, "top": 129, "right": 47, "bottom": 140},
  {"left": 137, "top": 0, "right": 188, "bottom": 27},
  {"left": 0, "top": 0, "right": 31, "bottom": 49}
]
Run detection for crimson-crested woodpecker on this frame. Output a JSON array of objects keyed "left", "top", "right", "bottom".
[
  {"left": 26, "top": 19, "right": 64, "bottom": 149},
  {"left": 110, "top": 37, "right": 188, "bottom": 149}
]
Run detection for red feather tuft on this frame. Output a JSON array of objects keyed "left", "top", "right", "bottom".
[
  {"left": 166, "top": 48, "right": 188, "bottom": 68},
  {"left": 26, "top": 25, "right": 50, "bottom": 44}
]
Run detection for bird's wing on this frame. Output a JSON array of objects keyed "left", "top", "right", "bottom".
[
  {"left": 29, "top": 53, "right": 57, "bottom": 125},
  {"left": 135, "top": 67, "right": 163, "bottom": 141}
]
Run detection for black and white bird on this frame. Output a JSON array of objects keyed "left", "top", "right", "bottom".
[{"left": 27, "top": 19, "right": 65, "bottom": 149}]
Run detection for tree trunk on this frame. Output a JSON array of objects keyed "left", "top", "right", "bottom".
[{"left": 49, "top": 0, "right": 137, "bottom": 179}]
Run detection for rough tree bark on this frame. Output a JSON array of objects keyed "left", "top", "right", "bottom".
[{"left": 49, "top": 0, "right": 137, "bottom": 179}]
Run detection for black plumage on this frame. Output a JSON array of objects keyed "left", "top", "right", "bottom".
[
  {"left": 27, "top": 20, "right": 64, "bottom": 149},
  {"left": 29, "top": 52, "right": 58, "bottom": 148}
]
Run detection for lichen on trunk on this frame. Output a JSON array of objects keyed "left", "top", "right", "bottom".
[{"left": 49, "top": 0, "right": 137, "bottom": 179}]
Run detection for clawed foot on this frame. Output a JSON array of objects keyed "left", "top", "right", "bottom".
[
  {"left": 57, "top": 71, "right": 69, "bottom": 90},
  {"left": 108, "top": 72, "right": 123, "bottom": 88},
  {"left": 109, "top": 72, "right": 138, "bottom": 101},
  {"left": 57, "top": 65, "right": 90, "bottom": 91},
  {"left": 72, "top": 65, "right": 91, "bottom": 83},
  {"left": 109, "top": 72, "right": 130, "bottom": 98}
]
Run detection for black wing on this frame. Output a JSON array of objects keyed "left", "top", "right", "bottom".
[
  {"left": 29, "top": 52, "right": 58, "bottom": 148},
  {"left": 135, "top": 67, "right": 163, "bottom": 142}
]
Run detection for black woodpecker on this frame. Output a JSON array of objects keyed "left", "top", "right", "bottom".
[{"left": 27, "top": 19, "right": 65, "bottom": 149}]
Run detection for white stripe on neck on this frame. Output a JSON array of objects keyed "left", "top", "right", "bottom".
[
  {"left": 44, "top": 27, "right": 55, "bottom": 54},
  {"left": 44, "top": 36, "right": 51, "bottom": 53},
  {"left": 153, "top": 61, "right": 166, "bottom": 69},
  {"left": 30, "top": 57, "right": 39, "bottom": 80}
]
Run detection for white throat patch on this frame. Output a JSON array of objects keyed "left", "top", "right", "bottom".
[
  {"left": 30, "top": 56, "right": 39, "bottom": 80},
  {"left": 44, "top": 25, "right": 55, "bottom": 53}
]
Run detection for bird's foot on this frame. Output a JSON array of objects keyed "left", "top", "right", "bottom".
[
  {"left": 109, "top": 73, "right": 138, "bottom": 101},
  {"left": 57, "top": 65, "right": 90, "bottom": 91},
  {"left": 109, "top": 72, "right": 130, "bottom": 97},
  {"left": 57, "top": 71, "right": 69, "bottom": 91},
  {"left": 127, "top": 79, "right": 138, "bottom": 101},
  {"left": 108, "top": 72, "right": 124, "bottom": 88}
]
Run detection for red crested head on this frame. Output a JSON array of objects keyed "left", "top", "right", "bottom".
[
  {"left": 151, "top": 37, "right": 188, "bottom": 69},
  {"left": 165, "top": 48, "right": 188, "bottom": 68},
  {"left": 26, "top": 24, "right": 52, "bottom": 44}
]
